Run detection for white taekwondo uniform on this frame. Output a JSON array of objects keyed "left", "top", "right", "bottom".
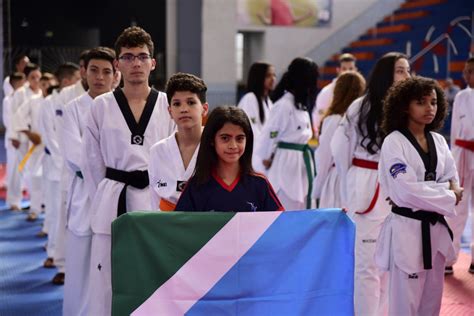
[
  {"left": 331, "top": 96, "right": 389, "bottom": 316},
  {"left": 238, "top": 92, "right": 273, "bottom": 174},
  {"left": 376, "top": 129, "right": 457, "bottom": 316},
  {"left": 83, "top": 88, "right": 174, "bottom": 316},
  {"left": 448, "top": 87, "right": 474, "bottom": 265},
  {"left": 257, "top": 92, "right": 314, "bottom": 210},
  {"left": 313, "top": 114, "right": 343, "bottom": 208}
]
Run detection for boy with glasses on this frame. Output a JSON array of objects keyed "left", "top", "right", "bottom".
[{"left": 82, "top": 26, "right": 174, "bottom": 315}]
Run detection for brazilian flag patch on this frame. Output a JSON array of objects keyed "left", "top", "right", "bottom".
[{"left": 270, "top": 131, "right": 278, "bottom": 139}]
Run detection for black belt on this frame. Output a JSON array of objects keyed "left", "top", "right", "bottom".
[
  {"left": 392, "top": 206, "right": 453, "bottom": 270},
  {"left": 105, "top": 167, "right": 149, "bottom": 217}
]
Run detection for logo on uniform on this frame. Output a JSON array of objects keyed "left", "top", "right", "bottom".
[
  {"left": 270, "top": 131, "right": 278, "bottom": 139},
  {"left": 131, "top": 134, "right": 144, "bottom": 145},
  {"left": 250, "top": 117, "right": 256, "bottom": 124},
  {"left": 362, "top": 239, "right": 376, "bottom": 243},
  {"left": 389, "top": 163, "right": 407, "bottom": 179},
  {"left": 408, "top": 273, "right": 418, "bottom": 279},
  {"left": 176, "top": 180, "right": 187, "bottom": 192},
  {"left": 156, "top": 180, "right": 167, "bottom": 188},
  {"left": 246, "top": 201, "right": 257, "bottom": 212},
  {"left": 55, "top": 109, "right": 63, "bottom": 116}
]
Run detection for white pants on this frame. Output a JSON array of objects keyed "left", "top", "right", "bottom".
[
  {"left": 277, "top": 189, "right": 307, "bottom": 211},
  {"left": 45, "top": 179, "right": 61, "bottom": 258},
  {"left": 353, "top": 214, "right": 388, "bottom": 316},
  {"left": 6, "top": 141, "right": 27, "bottom": 207},
  {"left": 89, "top": 233, "right": 112, "bottom": 316},
  {"left": 388, "top": 252, "right": 445, "bottom": 316},
  {"left": 447, "top": 171, "right": 474, "bottom": 265},
  {"left": 25, "top": 174, "right": 42, "bottom": 216},
  {"left": 64, "top": 230, "right": 92, "bottom": 316},
  {"left": 53, "top": 189, "right": 68, "bottom": 273}
]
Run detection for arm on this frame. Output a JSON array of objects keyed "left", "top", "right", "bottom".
[
  {"left": 449, "top": 93, "right": 461, "bottom": 149},
  {"left": 238, "top": 93, "right": 259, "bottom": 134},
  {"left": 62, "top": 101, "right": 84, "bottom": 173},
  {"left": 313, "top": 115, "right": 339, "bottom": 199},
  {"left": 82, "top": 101, "right": 106, "bottom": 200},
  {"left": 330, "top": 112, "right": 356, "bottom": 206},
  {"left": 261, "top": 176, "right": 285, "bottom": 211},
  {"left": 148, "top": 145, "right": 161, "bottom": 209}
]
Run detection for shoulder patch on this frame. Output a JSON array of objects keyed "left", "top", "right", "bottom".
[{"left": 389, "top": 163, "right": 407, "bottom": 179}]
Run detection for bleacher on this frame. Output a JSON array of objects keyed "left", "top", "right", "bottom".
[{"left": 319, "top": 0, "right": 474, "bottom": 88}]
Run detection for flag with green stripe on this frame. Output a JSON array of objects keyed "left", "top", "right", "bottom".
[{"left": 112, "top": 210, "right": 355, "bottom": 315}]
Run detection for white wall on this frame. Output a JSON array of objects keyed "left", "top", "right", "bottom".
[{"left": 202, "top": 0, "right": 238, "bottom": 106}]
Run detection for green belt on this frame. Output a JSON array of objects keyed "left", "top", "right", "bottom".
[
  {"left": 277, "top": 141, "right": 315, "bottom": 209},
  {"left": 76, "top": 171, "right": 83, "bottom": 179}
]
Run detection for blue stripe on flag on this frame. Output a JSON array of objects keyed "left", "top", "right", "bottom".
[{"left": 186, "top": 209, "right": 355, "bottom": 316}]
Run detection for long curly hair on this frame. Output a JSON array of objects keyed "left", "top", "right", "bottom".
[{"left": 381, "top": 76, "right": 447, "bottom": 136}]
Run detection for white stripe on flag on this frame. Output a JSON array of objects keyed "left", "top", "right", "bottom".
[{"left": 132, "top": 211, "right": 282, "bottom": 316}]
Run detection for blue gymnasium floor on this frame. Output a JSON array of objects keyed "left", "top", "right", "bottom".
[{"left": 0, "top": 203, "right": 63, "bottom": 316}]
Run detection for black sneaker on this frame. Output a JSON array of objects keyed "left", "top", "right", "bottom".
[
  {"left": 469, "top": 264, "right": 474, "bottom": 274},
  {"left": 445, "top": 266, "right": 453, "bottom": 275}
]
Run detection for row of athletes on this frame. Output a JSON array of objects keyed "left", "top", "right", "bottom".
[{"left": 3, "top": 25, "right": 472, "bottom": 316}]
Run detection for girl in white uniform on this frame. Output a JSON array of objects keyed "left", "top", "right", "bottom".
[
  {"left": 312, "top": 71, "right": 365, "bottom": 208},
  {"left": 331, "top": 52, "right": 411, "bottom": 316},
  {"left": 62, "top": 47, "right": 116, "bottom": 316},
  {"left": 149, "top": 72, "right": 208, "bottom": 210},
  {"left": 82, "top": 27, "right": 174, "bottom": 316},
  {"left": 238, "top": 62, "right": 276, "bottom": 174},
  {"left": 447, "top": 57, "right": 474, "bottom": 273},
  {"left": 257, "top": 57, "right": 318, "bottom": 210},
  {"left": 377, "top": 77, "right": 462, "bottom": 316}
]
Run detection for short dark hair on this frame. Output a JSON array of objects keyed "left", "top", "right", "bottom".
[
  {"left": 24, "top": 63, "right": 40, "bottom": 77},
  {"left": 79, "top": 49, "right": 91, "bottom": 62},
  {"left": 165, "top": 72, "right": 207, "bottom": 104},
  {"left": 382, "top": 76, "right": 447, "bottom": 135},
  {"left": 84, "top": 47, "right": 116, "bottom": 70},
  {"left": 13, "top": 54, "right": 28, "bottom": 66},
  {"left": 193, "top": 106, "right": 254, "bottom": 185},
  {"left": 339, "top": 53, "right": 356, "bottom": 64},
  {"left": 114, "top": 26, "right": 154, "bottom": 58},
  {"left": 55, "top": 62, "right": 80, "bottom": 82},
  {"left": 10, "top": 72, "right": 25, "bottom": 83}
]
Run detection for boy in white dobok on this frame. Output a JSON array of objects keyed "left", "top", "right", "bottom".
[
  {"left": 8, "top": 63, "right": 42, "bottom": 220},
  {"left": 149, "top": 72, "right": 208, "bottom": 211},
  {"left": 312, "top": 53, "right": 357, "bottom": 137},
  {"left": 2, "top": 72, "right": 25, "bottom": 211},
  {"left": 447, "top": 57, "right": 474, "bottom": 274},
  {"left": 83, "top": 27, "right": 174, "bottom": 315},
  {"left": 38, "top": 63, "right": 81, "bottom": 277},
  {"left": 62, "top": 47, "right": 116, "bottom": 316},
  {"left": 377, "top": 77, "right": 462, "bottom": 316}
]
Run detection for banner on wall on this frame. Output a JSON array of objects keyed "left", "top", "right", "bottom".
[{"left": 237, "top": 0, "right": 332, "bottom": 28}]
